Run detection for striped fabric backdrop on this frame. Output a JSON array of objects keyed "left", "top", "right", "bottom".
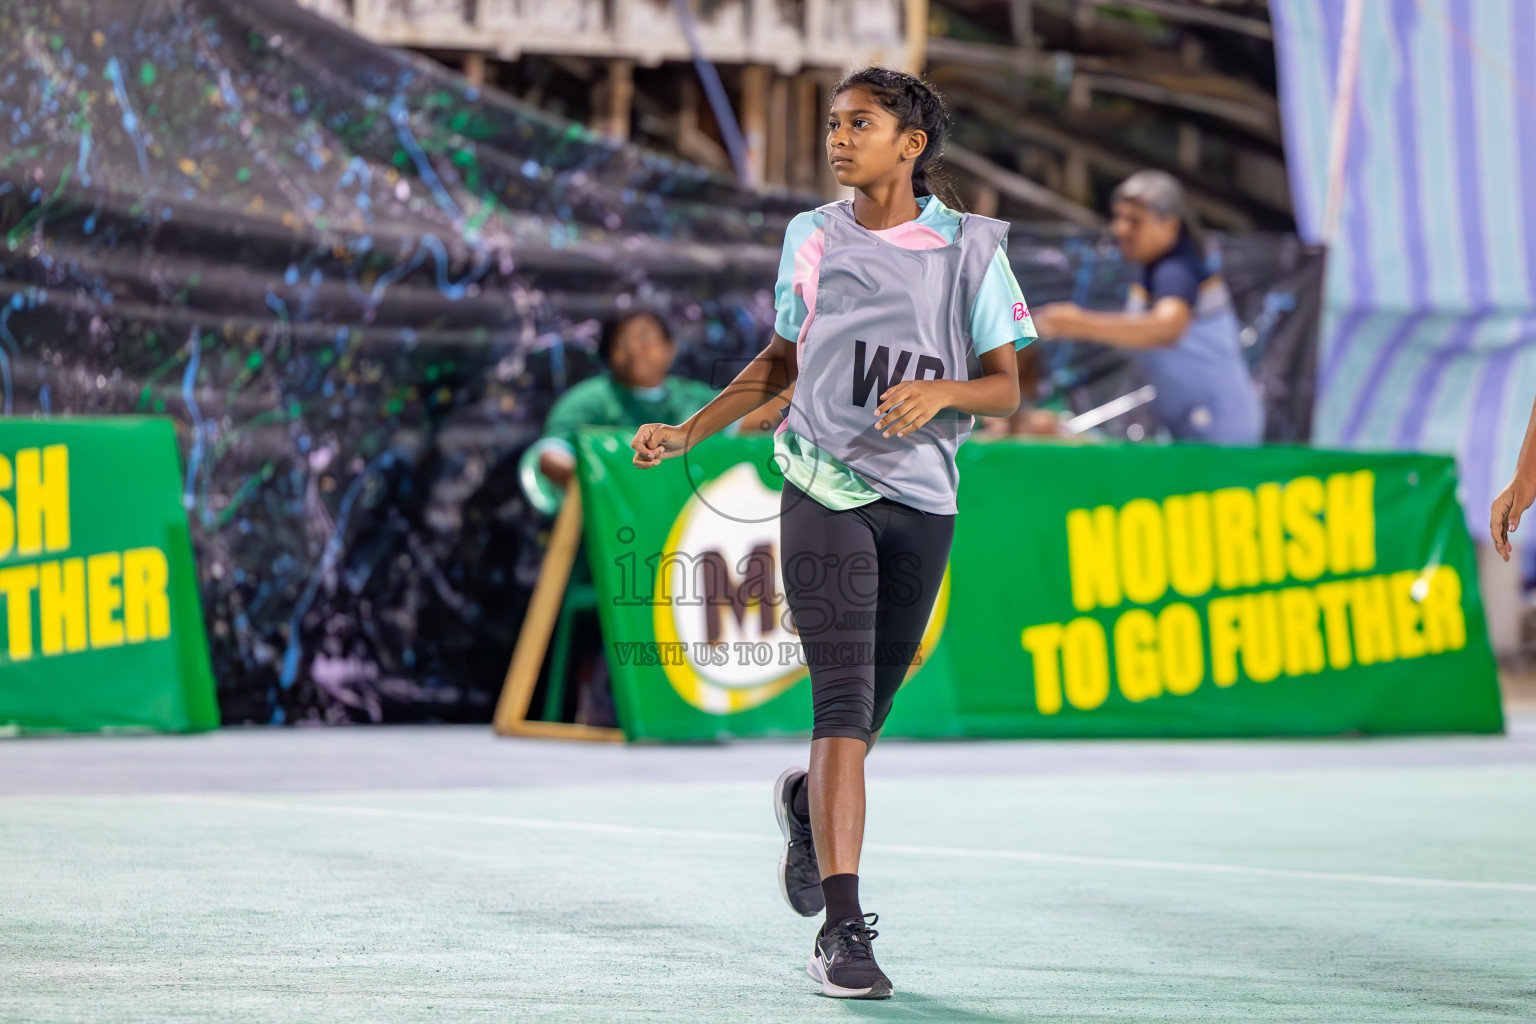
[{"left": 1270, "top": 0, "right": 1536, "bottom": 535}]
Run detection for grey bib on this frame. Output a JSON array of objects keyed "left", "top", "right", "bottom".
[{"left": 782, "top": 199, "right": 1009, "bottom": 514}]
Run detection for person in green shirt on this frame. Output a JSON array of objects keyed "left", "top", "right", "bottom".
[
  {"left": 523, "top": 307, "right": 772, "bottom": 726},
  {"left": 532, "top": 307, "right": 765, "bottom": 491}
]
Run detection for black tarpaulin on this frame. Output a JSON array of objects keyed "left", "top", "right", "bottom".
[{"left": 0, "top": 0, "right": 803, "bottom": 724}]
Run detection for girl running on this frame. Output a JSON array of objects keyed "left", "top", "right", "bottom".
[{"left": 629, "top": 66, "right": 1035, "bottom": 999}]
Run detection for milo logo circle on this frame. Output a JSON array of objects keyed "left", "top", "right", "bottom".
[{"left": 653, "top": 463, "right": 950, "bottom": 715}]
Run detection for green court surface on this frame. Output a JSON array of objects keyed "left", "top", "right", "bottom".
[{"left": 2, "top": 728, "right": 1535, "bottom": 1022}]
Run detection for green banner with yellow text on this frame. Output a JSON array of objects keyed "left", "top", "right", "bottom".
[
  {"left": 575, "top": 429, "right": 1501, "bottom": 742},
  {"left": 0, "top": 418, "right": 219, "bottom": 733}
]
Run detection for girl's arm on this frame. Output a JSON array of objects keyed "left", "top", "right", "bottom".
[
  {"left": 1032, "top": 297, "right": 1192, "bottom": 350},
  {"left": 874, "top": 345, "right": 1021, "bottom": 437},
  {"left": 734, "top": 385, "right": 796, "bottom": 432},
  {"left": 633, "top": 332, "right": 798, "bottom": 466},
  {"left": 685, "top": 333, "right": 799, "bottom": 438},
  {"left": 1492, "top": 392, "right": 1536, "bottom": 560}
]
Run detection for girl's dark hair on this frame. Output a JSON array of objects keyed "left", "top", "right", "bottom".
[
  {"left": 598, "top": 306, "right": 672, "bottom": 364},
  {"left": 830, "top": 66, "right": 965, "bottom": 212}
]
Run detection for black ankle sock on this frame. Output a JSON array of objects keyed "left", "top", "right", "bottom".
[
  {"left": 821, "top": 873, "right": 861, "bottom": 935},
  {"left": 791, "top": 773, "right": 811, "bottom": 825}
]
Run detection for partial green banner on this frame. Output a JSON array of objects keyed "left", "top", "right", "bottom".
[
  {"left": 576, "top": 429, "right": 1501, "bottom": 742},
  {"left": 0, "top": 418, "right": 218, "bottom": 733}
]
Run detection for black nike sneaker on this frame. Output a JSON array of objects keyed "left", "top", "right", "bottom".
[
  {"left": 772, "top": 767, "right": 824, "bottom": 916},
  {"left": 807, "top": 913, "right": 893, "bottom": 999}
]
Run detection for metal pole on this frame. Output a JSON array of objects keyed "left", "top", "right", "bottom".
[
  {"left": 1064, "top": 386, "right": 1157, "bottom": 435},
  {"left": 670, "top": 0, "right": 752, "bottom": 187}
]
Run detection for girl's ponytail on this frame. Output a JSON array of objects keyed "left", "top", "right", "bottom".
[{"left": 911, "top": 163, "right": 966, "bottom": 213}]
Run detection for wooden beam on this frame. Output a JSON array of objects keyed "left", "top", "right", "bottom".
[
  {"left": 1028, "top": 117, "right": 1250, "bottom": 228},
  {"left": 493, "top": 483, "right": 624, "bottom": 743},
  {"left": 1077, "top": 0, "right": 1273, "bottom": 41},
  {"left": 1063, "top": 147, "right": 1090, "bottom": 205},
  {"left": 766, "top": 72, "right": 790, "bottom": 188},
  {"left": 335, "top": 0, "right": 949, "bottom": 73},
  {"left": 1075, "top": 72, "right": 1276, "bottom": 134},
  {"left": 548, "top": 55, "right": 597, "bottom": 81},
  {"left": 906, "top": 0, "right": 929, "bottom": 74},
  {"left": 792, "top": 72, "right": 821, "bottom": 193},
  {"left": 463, "top": 52, "right": 486, "bottom": 88},
  {"left": 970, "top": 181, "right": 1000, "bottom": 218},
  {"left": 943, "top": 88, "right": 1255, "bottom": 229},
  {"left": 504, "top": 720, "right": 625, "bottom": 742},
  {"left": 741, "top": 64, "right": 770, "bottom": 189},
  {"left": 1011, "top": 0, "right": 1035, "bottom": 48},
  {"left": 600, "top": 58, "right": 634, "bottom": 142},
  {"left": 1178, "top": 122, "right": 1199, "bottom": 172},
  {"left": 924, "top": 36, "right": 1054, "bottom": 74},
  {"left": 944, "top": 145, "right": 1104, "bottom": 228},
  {"left": 924, "top": 38, "right": 1279, "bottom": 141}
]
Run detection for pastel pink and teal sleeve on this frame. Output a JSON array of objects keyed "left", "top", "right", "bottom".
[
  {"left": 772, "top": 211, "right": 821, "bottom": 341},
  {"left": 969, "top": 244, "right": 1037, "bottom": 356}
]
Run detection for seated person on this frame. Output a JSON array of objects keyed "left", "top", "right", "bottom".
[
  {"left": 532, "top": 306, "right": 778, "bottom": 493},
  {"left": 522, "top": 307, "right": 781, "bottom": 728},
  {"left": 520, "top": 307, "right": 707, "bottom": 728},
  {"left": 1030, "top": 170, "right": 1263, "bottom": 445}
]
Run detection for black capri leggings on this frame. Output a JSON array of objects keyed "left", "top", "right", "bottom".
[{"left": 779, "top": 478, "right": 956, "bottom": 743}]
